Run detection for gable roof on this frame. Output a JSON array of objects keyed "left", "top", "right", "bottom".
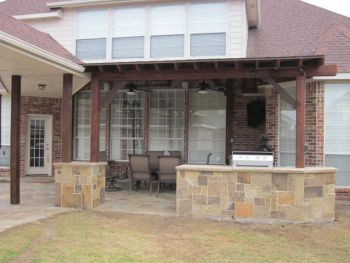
[
  {"left": 0, "top": 0, "right": 65, "bottom": 16},
  {"left": 248, "top": 0, "right": 350, "bottom": 72},
  {"left": 0, "top": 11, "right": 83, "bottom": 70}
]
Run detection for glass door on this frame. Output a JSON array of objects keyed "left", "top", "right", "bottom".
[{"left": 26, "top": 115, "right": 52, "bottom": 176}]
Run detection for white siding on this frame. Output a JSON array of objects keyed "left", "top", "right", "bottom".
[
  {"left": 25, "top": 10, "right": 76, "bottom": 54},
  {"left": 228, "top": 0, "right": 248, "bottom": 58}
]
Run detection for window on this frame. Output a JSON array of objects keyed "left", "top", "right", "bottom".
[
  {"left": 74, "top": 88, "right": 91, "bottom": 161},
  {"left": 325, "top": 83, "right": 350, "bottom": 186},
  {"left": 76, "top": 9, "right": 108, "bottom": 60},
  {"left": 0, "top": 95, "right": 11, "bottom": 166},
  {"left": 279, "top": 86, "right": 296, "bottom": 166},
  {"left": 113, "top": 7, "right": 145, "bottom": 59},
  {"left": 190, "top": 1, "right": 227, "bottom": 56},
  {"left": 149, "top": 89, "right": 184, "bottom": 152},
  {"left": 188, "top": 90, "right": 226, "bottom": 164},
  {"left": 110, "top": 91, "right": 144, "bottom": 161},
  {"left": 150, "top": 4, "right": 185, "bottom": 58}
]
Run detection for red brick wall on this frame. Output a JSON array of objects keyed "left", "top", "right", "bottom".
[
  {"left": 232, "top": 88, "right": 266, "bottom": 152},
  {"left": 305, "top": 81, "right": 325, "bottom": 166},
  {"left": 20, "top": 96, "right": 62, "bottom": 176},
  {"left": 265, "top": 88, "right": 279, "bottom": 166},
  {"left": 336, "top": 188, "right": 350, "bottom": 201}
]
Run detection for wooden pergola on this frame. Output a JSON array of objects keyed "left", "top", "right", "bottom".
[
  {"left": 67, "top": 55, "right": 336, "bottom": 168},
  {"left": 8, "top": 55, "right": 336, "bottom": 205}
]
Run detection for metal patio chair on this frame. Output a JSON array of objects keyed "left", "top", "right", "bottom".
[
  {"left": 157, "top": 156, "right": 181, "bottom": 196},
  {"left": 128, "top": 154, "right": 156, "bottom": 194}
]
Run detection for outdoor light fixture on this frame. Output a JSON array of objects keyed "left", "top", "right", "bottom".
[
  {"left": 198, "top": 81, "right": 209, "bottom": 95},
  {"left": 38, "top": 84, "right": 46, "bottom": 91},
  {"left": 126, "top": 82, "right": 137, "bottom": 96}
]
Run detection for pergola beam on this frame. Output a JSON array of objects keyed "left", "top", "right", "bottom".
[
  {"left": 93, "top": 65, "right": 337, "bottom": 81},
  {"left": 100, "top": 81, "right": 126, "bottom": 110},
  {"left": 265, "top": 77, "right": 296, "bottom": 109}
]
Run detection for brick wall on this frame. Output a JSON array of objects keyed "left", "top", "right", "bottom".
[
  {"left": 305, "top": 81, "right": 325, "bottom": 166},
  {"left": 232, "top": 87, "right": 266, "bottom": 152},
  {"left": 20, "top": 96, "right": 62, "bottom": 176},
  {"left": 265, "top": 88, "right": 279, "bottom": 166}
]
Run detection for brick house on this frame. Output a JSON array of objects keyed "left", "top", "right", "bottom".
[{"left": 0, "top": 0, "right": 349, "bottom": 206}]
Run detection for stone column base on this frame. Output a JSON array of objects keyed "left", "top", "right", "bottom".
[{"left": 54, "top": 162, "right": 106, "bottom": 209}]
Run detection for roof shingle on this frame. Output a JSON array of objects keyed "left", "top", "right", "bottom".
[
  {"left": 248, "top": 0, "right": 350, "bottom": 72},
  {"left": 0, "top": 0, "right": 65, "bottom": 16},
  {"left": 0, "top": 11, "right": 81, "bottom": 65}
]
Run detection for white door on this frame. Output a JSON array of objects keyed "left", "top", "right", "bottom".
[{"left": 26, "top": 115, "right": 53, "bottom": 176}]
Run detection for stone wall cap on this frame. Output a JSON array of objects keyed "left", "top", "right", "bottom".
[
  {"left": 176, "top": 164, "right": 337, "bottom": 174},
  {"left": 54, "top": 162, "right": 107, "bottom": 167}
]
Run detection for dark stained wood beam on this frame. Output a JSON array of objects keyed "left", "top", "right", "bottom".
[
  {"left": 62, "top": 74, "right": 73, "bottom": 162},
  {"left": 94, "top": 65, "right": 337, "bottom": 81},
  {"left": 90, "top": 78, "right": 100, "bottom": 162},
  {"left": 100, "top": 81, "right": 126, "bottom": 110},
  {"left": 10, "top": 75, "right": 21, "bottom": 204},
  {"left": 225, "top": 79, "right": 234, "bottom": 165},
  {"left": 296, "top": 73, "right": 306, "bottom": 168},
  {"left": 265, "top": 78, "right": 296, "bottom": 109},
  {"left": 116, "top": 64, "right": 122, "bottom": 72}
]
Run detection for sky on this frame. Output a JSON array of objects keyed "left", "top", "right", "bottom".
[{"left": 302, "top": 0, "right": 350, "bottom": 17}]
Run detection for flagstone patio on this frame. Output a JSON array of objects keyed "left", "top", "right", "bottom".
[{"left": 0, "top": 177, "right": 176, "bottom": 232}]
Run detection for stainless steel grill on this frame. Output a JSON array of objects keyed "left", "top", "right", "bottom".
[{"left": 232, "top": 151, "right": 274, "bottom": 167}]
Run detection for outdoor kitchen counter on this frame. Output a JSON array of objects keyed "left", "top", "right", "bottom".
[{"left": 175, "top": 165, "right": 336, "bottom": 223}]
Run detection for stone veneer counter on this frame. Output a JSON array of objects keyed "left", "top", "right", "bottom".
[
  {"left": 176, "top": 165, "right": 336, "bottom": 223},
  {"left": 54, "top": 162, "right": 106, "bottom": 209}
]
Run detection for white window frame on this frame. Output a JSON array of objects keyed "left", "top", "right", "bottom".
[{"left": 74, "top": 0, "right": 230, "bottom": 63}]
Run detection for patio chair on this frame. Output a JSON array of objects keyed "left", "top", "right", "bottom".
[
  {"left": 169, "top": 151, "right": 183, "bottom": 163},
  {"left": 145, "top": 151, "right": 164, "bottom": 172},
  {"left": 128, "top": 154, "right": 156, "bottom": 194},
  {"left": 157, "top": 156, "right": 181, "bottom": 196},
  {"left": 100, "top": 151, "right": 121, "bottom": 191}
]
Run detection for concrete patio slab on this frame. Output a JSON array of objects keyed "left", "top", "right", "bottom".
[{"left": 0, "top": 178, "right": 72, "bottom": 233}]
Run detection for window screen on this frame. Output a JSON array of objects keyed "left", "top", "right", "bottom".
[
  {"left": 110, "top": 91, "right": 144, "bottom": 161},
  {"left": 149, "top": 89, "right": 184, "bottom": 152},
  {"left": 188, "top": 90, "right": 226, "bottom": 164},
  {"left": 279, "top": 85, "right": 296, "bottom": 167}
]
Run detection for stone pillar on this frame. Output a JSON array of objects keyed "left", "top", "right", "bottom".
[{"left": 54, "top": 162, "right": 106, "bottom": 209}]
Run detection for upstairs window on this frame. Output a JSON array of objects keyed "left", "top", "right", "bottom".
[
  {"left": 76, "top": 9, "right": 108, "bottom": 60},
  {"left": 113, "top": 7, "right": 146, "bottom": 59},
  {"left": 150, "top": 4, "right": 186, "bottom": 58},
  {"left": 190, "top": 1, "right": 227, "bottom": 56}
]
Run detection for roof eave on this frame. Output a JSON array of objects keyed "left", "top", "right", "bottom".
[{"left": 0, "top": 31, "right": 85, "bottom": 75}]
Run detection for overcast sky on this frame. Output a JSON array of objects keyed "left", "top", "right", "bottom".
[{"left": 302, "top": 0, "right": 350, "bottom": 17}]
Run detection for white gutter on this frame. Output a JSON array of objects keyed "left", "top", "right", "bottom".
[
  {"left": 0, "top": 31, "right": 85, "bottom": 75},
  {"left": 48, "top": 0, "right": 168, "bottom": 8},
  {"left": 14, "top": 10, "right": 63, "bottom": 21},
  {"left": 314, "top": 73, "right": 350, "bottom": 80}
]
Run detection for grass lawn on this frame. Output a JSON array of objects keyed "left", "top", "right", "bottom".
[{"left": 1, "top": 205, "right": 350, "bottom": 263}]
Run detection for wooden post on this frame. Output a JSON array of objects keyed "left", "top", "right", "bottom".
[
  {"left": 225, "top": 79, "right": 234, "bottom": 165},
  {"left": 10, "top": 75, "right": 21, "bottom": 204},
  {"left": 296, "top": 73, "right": 306, "bottom": 168},
  {"left": 90, "top": 78, "right": 100, "bottom": 162},
  {"left": 62, "top": 74, "right": 73, "bottom": 163}
]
